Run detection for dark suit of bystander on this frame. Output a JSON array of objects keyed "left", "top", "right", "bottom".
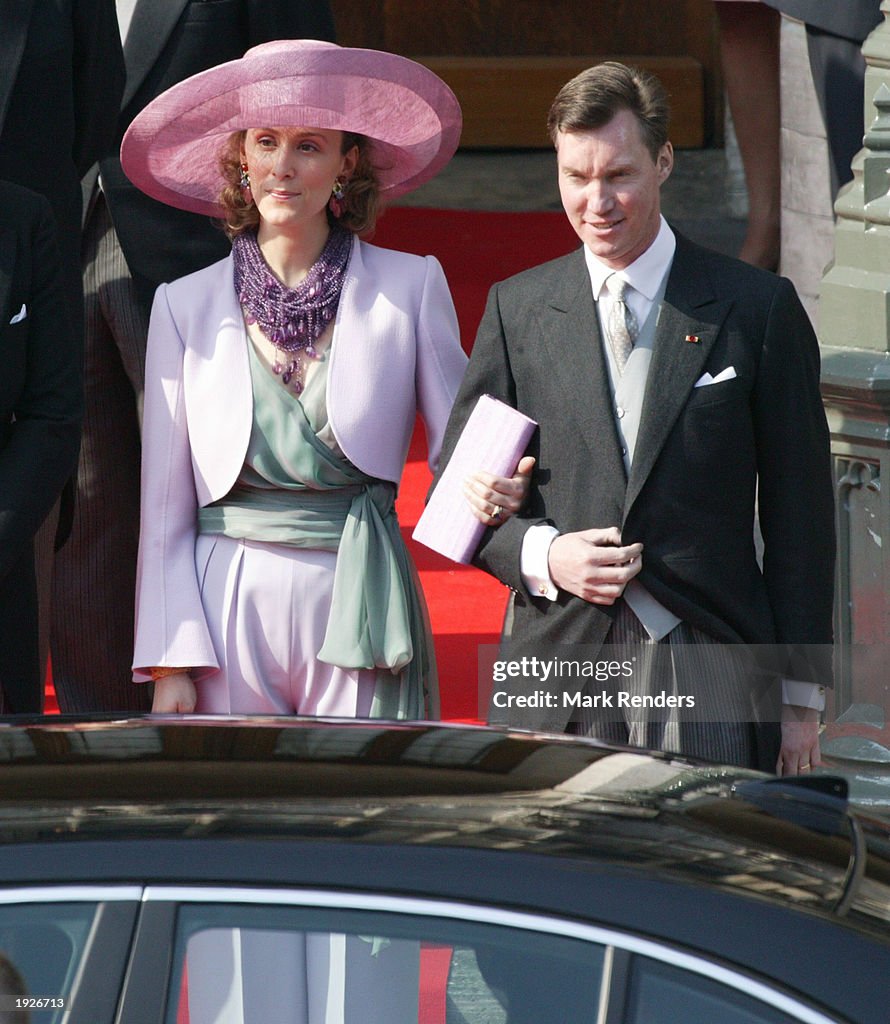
[{"left": 0, "top": 183, "right": 82, "bottom": 712}]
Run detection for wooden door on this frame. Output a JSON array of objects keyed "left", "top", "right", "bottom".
[{"left": 330, "top": 0, "right": 720, "bottom": 148}]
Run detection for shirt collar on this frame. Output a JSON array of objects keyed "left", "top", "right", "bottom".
[{"left": 584, "top": 217, "right": 676, "bottom": 301}]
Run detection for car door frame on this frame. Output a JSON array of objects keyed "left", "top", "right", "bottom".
[{"left": 117, "top": 885, "right": 851, "bottom": 1024}]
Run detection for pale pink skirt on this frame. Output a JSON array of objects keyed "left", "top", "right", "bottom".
[{"left": 193, "top": 533, "right": 377, "bottom": 717}]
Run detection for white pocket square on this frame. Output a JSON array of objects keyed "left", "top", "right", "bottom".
[
  {"left": 694, "top": 365, "right": 736, "bottom": 388},
  {"left": 9, "top": 303, "right": 26, "bottom": 325}
]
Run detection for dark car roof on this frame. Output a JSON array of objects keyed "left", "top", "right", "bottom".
[
  {"left": 1, "top": 716, "right": 889, "bottom": 1018},
  {"left": 0, "top": 717, "right": 887, "bottom": 910}
]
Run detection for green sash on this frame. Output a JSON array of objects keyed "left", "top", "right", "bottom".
[{"left": 198, "top": 344, "right": 435, "bottom": 719}]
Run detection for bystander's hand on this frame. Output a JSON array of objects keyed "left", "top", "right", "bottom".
[
  {"left": 548, "top": 527, "right": 642, "bottom": 604},
  {"left": 464, "top": 456, "right": 535, "bottom": 526}
]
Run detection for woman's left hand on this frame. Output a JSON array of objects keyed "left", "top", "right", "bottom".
[{"left": 464, "top": 456, "right": 535, "bottom": 526}]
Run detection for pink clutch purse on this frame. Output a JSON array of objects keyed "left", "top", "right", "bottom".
[{"left": 413, "top": 395, "right": 537, "bottom": 564}]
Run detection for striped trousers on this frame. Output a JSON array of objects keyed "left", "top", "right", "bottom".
[
  {"left": 566, "top": 599, "right": 759, "bottom": 768},
  {"left": 50, "top": 194, "right": 151, "bottom": 713}
]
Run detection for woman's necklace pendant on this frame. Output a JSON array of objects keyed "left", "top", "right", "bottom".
[
  {"left": 234, "top": 226, "right": 350, "bottom": 396},
  {"left": 273, "top": 350, "right": 313, "bottom": 394}
]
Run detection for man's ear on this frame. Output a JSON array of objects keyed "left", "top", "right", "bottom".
[{"left": 656, "top": 142, "right": 674, "bottom": 185}]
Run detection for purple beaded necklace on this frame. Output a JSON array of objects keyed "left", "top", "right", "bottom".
[{"left": 233, "top": 226, "right": 352, "bottom": 394}]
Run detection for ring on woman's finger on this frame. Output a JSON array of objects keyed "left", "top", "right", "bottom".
[
  {"left": 490, "top": 504, "right": 503, "bottom": 520},
  {"left": 800, "top": 763, "right": 811, "bottom": 771}
]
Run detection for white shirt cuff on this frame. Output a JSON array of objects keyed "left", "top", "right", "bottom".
[
  {"left": 520, "top": 524, "right": 560, "bottom": 600},
  {"left": 781, "top": 679, "right": 826, "bottom": 711},
  {"left": 520, "top": 528, "right": 827, "bottom": 710}
]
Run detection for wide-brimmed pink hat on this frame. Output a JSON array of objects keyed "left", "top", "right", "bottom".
[{"left": 120, "top": 39, "right": 462, "bottom": 217}]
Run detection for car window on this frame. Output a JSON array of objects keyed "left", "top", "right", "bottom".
[
  {"left": 0, "top": 902, "right": 99, "bottom": 1021},
  {"left": 166, "top": 904, "right": 605, "bottom": 1024},
  {"left": 624, "top": 955, "right": 801, "bottom": 1024}
]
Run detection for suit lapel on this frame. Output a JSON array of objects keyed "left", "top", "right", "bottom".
[
  {"left": 0, "top": 0, "right": 35, "bottom": 130},
  {"left": 122, "top": 0, "right": 190, "bottom": 109},
  {"left": 624, "top": 234, "right": 731, "bottom": 515},
  {"left": 537, "top": 249, "right": 628, "bottom": 494}
]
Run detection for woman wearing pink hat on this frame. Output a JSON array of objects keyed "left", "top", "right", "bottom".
[{"left": 121, "top": 40, "right": 529, "bottom": 718}]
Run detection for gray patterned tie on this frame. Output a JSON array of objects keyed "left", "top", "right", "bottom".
[{"left": 606, "top": 274, "right": 639, "bottom": 373}]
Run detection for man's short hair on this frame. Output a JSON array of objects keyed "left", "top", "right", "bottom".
[{"left": 546, "top": 61, "right": 670, "bottom": 162}]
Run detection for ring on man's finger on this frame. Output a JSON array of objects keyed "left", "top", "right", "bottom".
[
  {"left": 490, "top": 505, "right": 503, "bottom": 520},
  {"left": 800, "top": 763, "right": 811, "bottom": 771}
]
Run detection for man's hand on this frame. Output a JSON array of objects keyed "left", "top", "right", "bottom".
[
  {"left": 547, "top": 526, "right": 642, "bottom": 604},
  {"left": 152, "top": 672, "right": 197, "bottom": 713},
  {"left": 776, "top": 704, "right": 821, "bottom": 776},
  {"left": 464, "top": 456, "right": 536, "bottom": 526}
]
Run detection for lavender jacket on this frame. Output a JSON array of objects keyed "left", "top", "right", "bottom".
[{"left": 132, "top": 236, "right": 467, "bottom": 678}]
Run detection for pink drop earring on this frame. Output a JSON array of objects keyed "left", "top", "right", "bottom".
[{"left": 329, "top": 177, "right": 346, "bottom": 218}]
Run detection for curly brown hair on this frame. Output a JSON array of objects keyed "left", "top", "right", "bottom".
[{"left": 217, "top": 130, "right": 380, "bottom": 238}]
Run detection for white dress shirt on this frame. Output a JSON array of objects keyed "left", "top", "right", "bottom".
[{"left": 116, "top": 0, "right": 139, "bottom": 43}]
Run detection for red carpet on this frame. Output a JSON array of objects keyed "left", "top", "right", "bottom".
[
  {"left": 372, "top": 206, "right": 578, "bottom": 350},
  {"left": 44, "top": 207, "right": 578, "bottom": 720}
]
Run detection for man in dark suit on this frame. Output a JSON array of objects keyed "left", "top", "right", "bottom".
[
  {"left": 0, "top": 182, "right": 83, "bottom": 713},
  {"left": 0, "top": 0, "right": 124, "bottom": 325},
  {"left": 51, "top": 0, "right": 337, "bottom": 713},
  {"left": 0, "top": 0, "right": 124, "bottom": 703},
  {"left": 438, "top": 62, "right": 835, "bottom": 774}
]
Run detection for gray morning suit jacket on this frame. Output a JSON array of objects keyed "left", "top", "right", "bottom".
[{"left": 438, "top": 233, "right": 836, "bottom": 758}]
